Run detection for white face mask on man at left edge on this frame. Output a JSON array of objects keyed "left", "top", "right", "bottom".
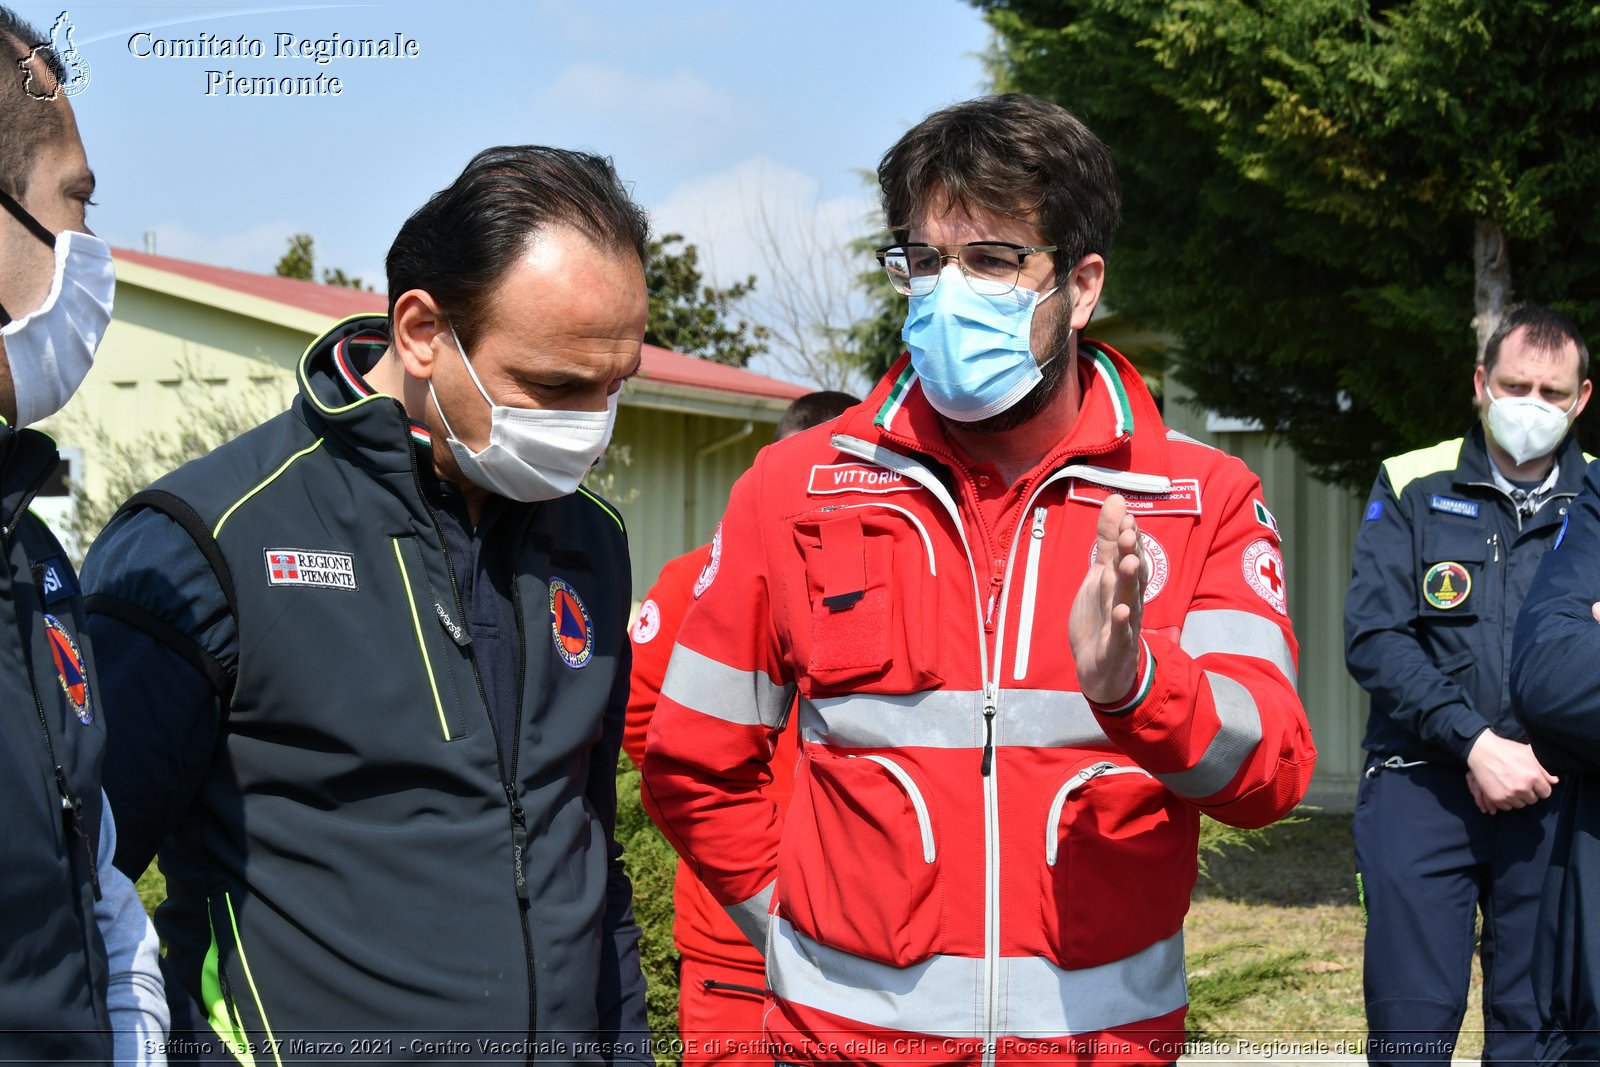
[{"left": 0, "top": 186, "right": 115, "bottom": 428}]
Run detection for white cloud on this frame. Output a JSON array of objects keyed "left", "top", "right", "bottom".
[
  {"left": 650, "top": 158, "right": 885, "bottom": 390},
  {"left": 649, "top": 156, "right": 876, "bottom": 290},
  {"left": 137, "top": 221, "right": 302, "bottom": 274},
  {"left": 531, "top": 63, "right": 753, "bottom": 165}
]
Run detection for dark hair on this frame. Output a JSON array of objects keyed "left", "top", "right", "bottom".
[
  {"left": 877, "top": 93, "right": 1121, "bottom": 281},
  {"left": 775, "top": 389, "right": 859, "bottom": 441},
  {"left": 0, "top": 5, "right": 67, "bottom": 198},
  {"left": 1483, "top": 304, "right": 1590, "bottom": 380},
  {"left": 385, "top": 146, "right": 650, "bottom": 348}
]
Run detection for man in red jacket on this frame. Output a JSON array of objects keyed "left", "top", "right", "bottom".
[
  {"left": 626, "top": 391, "right": 856, "bottom": 1067},
  {"left": 642, "top": 94, "right": 1316, "bottom": 1067}
]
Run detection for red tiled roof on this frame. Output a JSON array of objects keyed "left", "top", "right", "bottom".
[{"left": 112, "top": 247, "right": 808, "bottom": 404}]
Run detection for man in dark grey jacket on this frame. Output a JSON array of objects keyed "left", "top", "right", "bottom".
[
  {"left": 1, "top": 7, "right": 166, "bottom": 1063},
  {"left": 83, "top": 147, "right": 652, "bottom": 1063}
]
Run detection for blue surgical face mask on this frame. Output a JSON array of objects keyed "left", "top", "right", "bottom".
[{"left": 901, "top": 265, "right": 1060, "bottom": 422}]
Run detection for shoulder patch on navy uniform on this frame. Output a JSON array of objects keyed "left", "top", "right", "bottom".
[
  {"left": 1365, "top": 501, "right": 1383, "bottom": 522},
  {"left": 34, "top": 554, "right": 77, "bottom": 605},
  {"left": 1428, "top": 495, "right": 1479, "bottom": 519},
  {"left": 550, "top": 577, "right": 594, "bottom": 668},
  {"left": 1423, "top": 561, "right": 1471, "bottom": 609},
  {"left": 43, "top": 614, "right": 91, "bottom": 724}
]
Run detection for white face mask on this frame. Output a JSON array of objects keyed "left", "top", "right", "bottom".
[
  {"left": 0, "top": 188, "right": 114, "bottom": 428},
  {"left": 1485, "top": 382, "right": 1577, "bottom": 467},
  {"left": 430, "top": 327, "right": 618, "bottom": 502}
]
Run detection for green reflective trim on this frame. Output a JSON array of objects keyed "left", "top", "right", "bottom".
[
  {"left": 213, "top": 439, "right": 325, "bottom": 539},
  {"left": 1356, "top": 871, "right": 1367, "bottom": 925},
  {"left": 203, "top": 907, "right": 257, "bottom": 1067},
  {"left": 874, "top": 364, "right": 917, "bottom": 430},
  {"left": 1381, "top": 438, "right": 1463, "bottom": 498},
  {"left": 577, "top": 486, "right": 624, "bottom": 534},
  {"left": 224, "top": 892, "right": 283, "bottom": 1067},
  {"left": 392, "top": 537, "right": 452, "bottom": 740}
]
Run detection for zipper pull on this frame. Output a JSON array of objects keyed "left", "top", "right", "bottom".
[
  {"left": 1489, "top": 533, "right": 1501, "bottom": 562},
  {"left": 1031, "top": 508, "right": 1047, "bottom": 540},
  {"left": 435, "top": 601, "right": 472, "bottom": 646},
  {"left": 980, "top": 684, "right": 998, "bottom": 776},
  {"left": 54, "top": 766, "right": 100, "bottom": 900},
  {"left": 507, "top": 788, "right": 530, "bottom": 906}
]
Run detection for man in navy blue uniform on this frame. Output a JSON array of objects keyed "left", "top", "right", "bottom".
[
  {"left": 1346, "top": 305, "right": 1591, "bottom": 1065},
  {"left": 1510, "top": 353, "right": 1600, "bottom": 1063}
]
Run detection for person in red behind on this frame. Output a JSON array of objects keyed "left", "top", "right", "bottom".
[{"left": 624, "top": 390, "right": 857, "bottom": 1067}]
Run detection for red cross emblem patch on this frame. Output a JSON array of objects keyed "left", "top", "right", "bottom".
[{"left": 1241, "top": 539, "right": 1288, "bottom": 615}]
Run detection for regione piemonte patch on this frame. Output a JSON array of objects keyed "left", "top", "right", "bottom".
[
  {"left": 264, "top": 549, "right": 357, "bottom": 590},
  {"left": 1241, "top": 539, "right": 1287, "bottom": 615}
]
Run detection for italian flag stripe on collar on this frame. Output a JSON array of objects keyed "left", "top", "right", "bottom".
[
  {"left": 1090, "top": 348, "right": 1133, "bottom": 438},
  {"left": 874, "top": 364, "right": 918, "bottom": 432}
]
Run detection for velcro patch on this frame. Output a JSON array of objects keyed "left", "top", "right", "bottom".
[
  {"left": 808, "top": 463, "right": 921, "bottom": 496},
  {"left": 34, "top": 554, "right": 78, "bottom": 605},
  {"left": 1069, "top": 477, "right": 1201, "bottom": 516},
  {"left": 1429, "top": 495, "right": 1479, "bottom": 519},
  {"left": 264, "top": 549, "right": 357, "bottom": 590}
]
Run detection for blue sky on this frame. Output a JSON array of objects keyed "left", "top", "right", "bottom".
[{"left": 28, "top": 1, "right": 992, "bottom": 381}]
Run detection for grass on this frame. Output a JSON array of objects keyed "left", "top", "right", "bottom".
[{"left": 1186, "top": 812, "right": 1484, "bottom": 1060}]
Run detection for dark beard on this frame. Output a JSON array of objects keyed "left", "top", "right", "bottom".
[{"left": 959, "top": 323, "right": 1075, "bottom": 435}]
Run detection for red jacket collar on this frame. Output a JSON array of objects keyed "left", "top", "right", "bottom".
[{"left": 833, "top": 339, "right": 1164, "bottom": 476}]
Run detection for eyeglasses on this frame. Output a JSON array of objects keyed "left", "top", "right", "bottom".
[{"left": 875, "top": 242, "right": 1057, "bottom": 297}]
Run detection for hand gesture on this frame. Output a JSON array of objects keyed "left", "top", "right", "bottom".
[{"left": 1069, "top": 494, "right": 1147, "bottom": 704}]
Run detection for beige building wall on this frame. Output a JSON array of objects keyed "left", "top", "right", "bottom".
[
  {"left": 1163, "top": 377, "right": 1367, "bottom": 806},
  {"left": 36, "top": 263, "right": 791, "bottom": 601}
]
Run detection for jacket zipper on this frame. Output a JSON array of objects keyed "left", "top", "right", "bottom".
[
  {"left": 852, "top": 754, "right": 937, "bottom": 862},
  {"left": 404, "top": 423, "right": 537, "bottom": 1049},
  {"left": 1044, "top": 763, "right": 1153, "bottom": 866},
  {"left": 0, "top": 448, "right": 101, "bottom": 902},
  {"left": 812, "top": 502, "right": 939, "bottom": 576},
  {"left": 833, "top": 438, "right": 1164, "bottom": 1064},
  {"left": 1011, "top": 508, "right": 1048, "bottom": 681}
]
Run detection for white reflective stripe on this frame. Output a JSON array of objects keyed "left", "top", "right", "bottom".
[
  {"left": 820, "top": 502, "right": 937, "bottom": 576},
  {"left": 1012, "top": 508, "right": 1047, "bottom": 680},
  {"left": 1180, "top": 609, "right": 1298, "bottom": 687},
  {"left": 1054, "top": 462, "right": 1172, "bottom": 496},
  {"left": 856, "top": 755, "right": 936, "bottom": 863},
  {"left": 725, "top": 881, "right": 774, "bottom": 955},
  {"left": 1153, "top": 671, "right": 1263, "bottom": 799},
  {"left": 660, "top": 644, "right": 793, "bottom": 729},
  {"left": 768, "top": 917, "right": 1186, "bottom": 1039},
  {"left": 1044, "top": 764, "right": 1152, "bottom": 867},
  {"left": 799, "top": 690, "right": 1109, "bottom": 750}
]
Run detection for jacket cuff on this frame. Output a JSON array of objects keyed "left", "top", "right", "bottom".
[
  {"left": 1085, "top": 639, "right": 1154, "bottom": 716},
  {"left": 1431, "top": 705, "right": 1493, "bottom": 762}
]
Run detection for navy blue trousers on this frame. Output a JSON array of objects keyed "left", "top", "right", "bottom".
[{"left": 1355, "top": 759, "right": 1562, "bottom": 1066}]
